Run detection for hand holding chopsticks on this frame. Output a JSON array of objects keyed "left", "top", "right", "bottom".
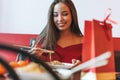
[{"left": 14, "top": 44, "right": 54, "bottom": 62}]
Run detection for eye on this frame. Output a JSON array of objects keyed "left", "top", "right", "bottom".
[
  {"left": 62, "top": 12, "right": 69, "bottom": 16},
  {"left": 53, "top": 12, "right": 58, "bottom": 17}
]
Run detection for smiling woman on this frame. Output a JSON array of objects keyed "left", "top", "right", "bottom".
[
  {"left": 28, "top": 0, "right": 83, "bottom": 63},
  {"left": 25, "top": 0, "right": 83, "bottom": 80}
]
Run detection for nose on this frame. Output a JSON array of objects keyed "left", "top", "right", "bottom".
[{"left": 58, "top": 14, "right": 63, "bottom": 22}]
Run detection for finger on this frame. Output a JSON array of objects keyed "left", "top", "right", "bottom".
[
  {"left": 72, "top": 59, "right": 77, "bottom": 64},
  {"left": 70, "top": 59, "right": 81, "bottom": 69},
  {"left": 72, "top": 59, "right": 80, "bottom": 64}
]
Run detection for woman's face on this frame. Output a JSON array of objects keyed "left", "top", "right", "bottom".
[{"left": 53, "top": 2, "right": 72, "bottom": 31}]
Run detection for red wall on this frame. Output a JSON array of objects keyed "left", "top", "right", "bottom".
[
  {"left": 0, "top": 33, "right": 120, "bottom": 62},
  {"left": 0, "top": 33, "right": 37, "bottom": 62}
]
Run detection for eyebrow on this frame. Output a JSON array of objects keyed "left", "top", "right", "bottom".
[
  {"left": 53, "top": 10, "right": 69, "bottom": 13},
  {"left": 62, "top": 11, "right": 68, "bottom": 13}
]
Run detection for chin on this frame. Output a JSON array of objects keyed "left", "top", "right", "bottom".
[{"left": 58, "top": 27, "right": 68, "bottom": 31}]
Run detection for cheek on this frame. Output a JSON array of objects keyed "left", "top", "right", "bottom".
[
  {"left": 66, "top": 15, "right": 72, "bottom": 23},
  {"left": 67, "top": 17, "right": 72, "bottom": 25},
  {"left": 53, "top": 18, "right": 57, "bottom": 24}
]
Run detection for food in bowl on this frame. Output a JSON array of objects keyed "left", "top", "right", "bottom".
[{"left": 49, "top": 60, "right": 64, "bottom": 65}]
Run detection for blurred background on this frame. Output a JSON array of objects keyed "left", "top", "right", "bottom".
[{"left": 0, "top": 0, "right": 120, "bottom": 37}]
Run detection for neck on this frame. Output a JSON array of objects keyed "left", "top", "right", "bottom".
[{"left": 60, "top": 30, "right": 73, "bottom": 38}]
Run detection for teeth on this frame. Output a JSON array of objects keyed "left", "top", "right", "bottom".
[
  {"left": 58, "top": 23, "right": 64, "bottom": 27},
  {"left": 59, "top": 24, "right": 64, "bottom": 26}
]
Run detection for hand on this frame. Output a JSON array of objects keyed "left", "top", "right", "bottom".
[
  {"left": 69, "top": 59, "right": 81, "bottom": 69},
  {"left": 72, "top": 59, "right": 81, "bottom": 65},
  {"left": 28, "top": 47, "right": 43, "bottom": 57}
]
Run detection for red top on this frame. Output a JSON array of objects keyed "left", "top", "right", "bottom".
[{"left": 41, "top": 44, "right": 82, "bottom": 63}]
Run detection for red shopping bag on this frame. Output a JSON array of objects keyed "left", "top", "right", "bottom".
[{"left": 82, "top": 19, "right": 116, "bottom": 80}]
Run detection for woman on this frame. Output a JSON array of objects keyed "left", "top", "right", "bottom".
[
  {"left": 24, "top": 0, "right": 83, "bottom": 79},
  {"left": 31, "top": 0, "right": 83, "bottom": 64}
]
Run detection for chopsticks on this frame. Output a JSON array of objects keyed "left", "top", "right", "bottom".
[
  {"left": 13, "top": 44, "right": 54, "bottom": 54},
  {"left": 70, "top": 51, "right": 111, "bottom": 73}
]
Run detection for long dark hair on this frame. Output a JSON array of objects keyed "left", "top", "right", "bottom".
[{"left": 34, "top": 0, "right": 83, "bottom": 50}]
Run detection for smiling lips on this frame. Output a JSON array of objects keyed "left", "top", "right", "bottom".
[
  {"left": 58, "top": 23, "right": 65, "bottom": 27},
  {"left": 57, "top": 22, "right": 66, "bottom": 27}
]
